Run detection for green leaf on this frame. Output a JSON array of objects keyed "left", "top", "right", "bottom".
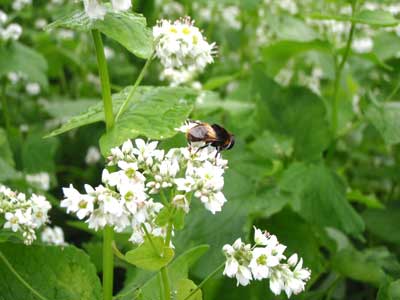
[
  {"left": 0, "top": 128, "right": 14, "bottom": 167},
  {"left": 99, "top": 86, "right": 197, "bottom": 154},
  {"left": 47, "top": 8, "right": 153, "bottom": 59},
  {"left": 42, "top": 99, "right": 97, "bottom": 119},
  {"left": 22, "top": 132, "right": 59, "bottom": 173},
  {"left": 365, "top": 101, "right": 400, "bottom": 145},
  {"left": 310, "top": 10, "right": 399, "bottom": 27},
  {"left": 262, "top": 40, "right": 331, "bottom": 76},
  {"left": 0, "top": 42, "right": 48, "bottom": 88},
  {"left": 176, "top": 279, "right": 202, "bottom": 300},
  {"left": 332, "top": 248, "right": 387, "bottom": 286},
  {"left": 118, "top": 245, "right": 209, "bottom": 300},
  {"left": 273, "top": 16, "right": 318, "bottom": 42},
  {"left": 0, "top": 157, "right": 19, "bottom": 181},
  {"left": 249, "top": 130, "right": 293, "bottom": 160},
  {"left": 0, "top": 243, "right": 101, "bottom": 300},
  {"left": 279, "top": 162, "right": 365, "bottom": 236},
  {"left": 378, "top": 280, "right": 400, "bottom": 300},
  {"left": 124, "top": 236, "right": 174, "bottom": 271},
  {"left": 363, "top": 204, "right": 400, "bottom": 245},
  {"left": 373, "top": 32, "right": 400, "bottom": 61},
  {"left": 347, "top": 189, "right": 384, "bottom": 209},
  {"left": 203, "top": 74, "right": 239, "bottom": 90},
  {"left": 46, "top": 87, "right": 196, "bottom": 154},
  {"left": 253, "top": 67, "right": 330, "bottom": 160}
]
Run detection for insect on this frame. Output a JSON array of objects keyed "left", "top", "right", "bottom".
[{"left": 186, "top": 122, "right": 235, "bottom": 156}]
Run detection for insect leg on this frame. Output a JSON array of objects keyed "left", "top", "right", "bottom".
[{"left": 194, "top": 144, "right": 209, "bottom": 154}]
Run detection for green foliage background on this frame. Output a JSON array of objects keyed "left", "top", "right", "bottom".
[{"left": 1, "top": 0, "right": 400, "bottom": 299}]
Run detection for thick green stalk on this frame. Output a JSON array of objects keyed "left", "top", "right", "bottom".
[
  {"left": 115, "top": 54, "right": 154, "bottom": 121},
  {"left": 92, "top": 29, "right": 114, "bottom": 131},
  {"left": 161, "top": 267, "right": 171, "bottom": 300},
  {"left": 331, "top": 4, "right": 356, "bottom": 136},
  {"left": 183, "top": 262, "right": 225, "bottom": 300},
  {"left": 91, "top": 29, "right": 115, "bottom": 300}
]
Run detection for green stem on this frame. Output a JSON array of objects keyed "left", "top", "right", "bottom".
[
  {"left": 115, "top": 53, "right": 154, "bottom": 121},
  {"left": 91, "top": 29, "right": 115, "bottom": 300},
  {"left": 161, "top": 220, "right": 174, "bottom": 300},
  {"left": 183, "top": 262, "right": 225, "bottom": 300},
  {"left": 1, "top": 82, "right": 11, "bottom": 133},
  {"left": 103, "top": 226, "right": 114, "bottom": 300},
  {"left": 141, "top": 223, "right": 161, "bottom": 256},
  {"left": 384, "top": 79, "right": 400, "bottom": 102},
  {"left": 92, "top": 29, "right": 114, "bottom": 131},
  {"left": 331, "top": 3, "right": 357, "bottom": 137},
  {"left": 161, "top": 267, "right": 171, "bottom": 300},
  {"left": 0, "top": 251, "right": 49, "bottom": 300}
]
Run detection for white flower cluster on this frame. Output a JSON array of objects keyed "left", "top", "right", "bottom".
[
  {"left": 0, "top": 10, "right": 22, "bottom": 42},
  {"left": 82, "top": 0, "right": 132, "bottom": 20},
  {"left": 26, "top": 172, "right": 51, "bottom": 190},
  {"left": 7, "top": 71, "right": 41, "bottom": 95},
  {"left": 61, "top": 137, "right": 228, "bottom": 245},
  {"left": 153, "top": 17, "right": 216, "bottom": 86},
  {"left": 12, "top": 0, "right": 32, "bottom": 11},
  {"left": 41, "top": 226, "right": 66, "bottom": 246},
  {"left": 0, "top": 185, "right": 52, "bottom": 245},
  {"left": 223, "top": 227, "right": 311, "bottom": 298}
]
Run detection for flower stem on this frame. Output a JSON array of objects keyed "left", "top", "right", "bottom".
[
  {"left": 160, "top": 220, "right": 174, "bottom": 300},
  {"left": 0, "top": 251, "right": 49, "bottom": 300},
  {"left": 115, "top": 53, "right": 154, "bottom": 121},
  {"left": 183, "top": 262, "right": 225, "bottom": 300},
  {"left": 91, "top": 29, "right": 115, "bottom": 300},
  {"left": 331, "top": 2, "right": 357, "bottom": 137},
  {"left": 92, "top": 29, "right": 114, "bottom": 131}
]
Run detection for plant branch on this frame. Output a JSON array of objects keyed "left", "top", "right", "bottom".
[
  {"left": 0, "top": 251, "right": 49, "bottom": 300},
  {"left": 1, "top": 81, "right": 11, "bottom": 133},
  {"left": 115, "top": 53, "right": 154, "bottom": 121},
  {"left": 183, "top": 261, "right": 225, "bottom": 300},
  {"left": 331, "top": 3, "right": 357, "bottom": 136},
  {"left": 91, "top": 29, "right": 115, "bottom": 300}
]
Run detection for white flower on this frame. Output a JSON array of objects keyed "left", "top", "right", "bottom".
[
  {"left": 254, "top": 226, "right": 269, "bottom": 246},
  {"left": 175, "top": 177, "right": 195, "bottom": 193},
  {"left": 12, "top": 0, "right": 31, "bottom": 11},
  {"left": 26, "top": 172, "right": 50, "bottom": 191},
  {"left": 4, "top": 210, "right": 26, "bottom": 232},
  {"left": 111, "top": 0, "right": 132, "bottom": 12},
  {"left": 25, "top": 82, "right": 41, "bottom": 95},
  {"left": 175, "top": 120, "right": 199, "bottom": 133},
  {"left": 222, "top": 228, "right": 311, "bottom": 297},
  {"left": 0, "top": 185, "right": 52, "bottom": 244},
  {"left": 35, "top": 18, "right": 48, "bottom": 29},
  {"left": 0, "top": 10, "right": 7, "bottom": 24},
  {"left": 7, "top": 72, "right": 20, "bottom": 84},
  {"left": 352, "top": 37, "right": 373, "bottom": 53},
  {"left": 83, "top": 0, "right": 107, "bottom": 20},
  {"left": 172, "top": 194, "right": 189, "bottom": 213},
  {"left": 41, "top": 226, "right": 66, "bottom": 246},
  {"left": 85, "top": 146, "right": 101, "bottom": 165},
  {"left": 2, "top": 23, "right": 23, "bottom": 41},
  {"left": 104, "top": 46, "right": 115, "bottom": 60},
  {"left": 153, "top": 17, "right": 216, "bottom": 85}
]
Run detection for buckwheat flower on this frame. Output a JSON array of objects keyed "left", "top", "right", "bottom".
[
  {"left": 132, "top": 139, "right": 158, "bottom": 166},
  {"left": 7, "top": 72, "right": 20, "bottom": 84},
  {"left": 172, "top": 194, "right": 189, "bottom": 213},
  {"left": 83, "top": 0, "right": 106, "bottom": 20},
  {"left": 254, "top": 227, "right": 269, "bottom": 246},
  {"left": 104, "top": 46, "right": 115, "bottom": 60},
  {"left": 4, "top": 210, "right": 26, "bottom": 232},
  {"left": 223, "top": 238, "right": 253, "bottom": 286},
  {"left": 2, "top": 23, "right": 22, "bottom": 41},
  {"left": 41, "top": 226, "right": 66, "bottom": 246},
  {"left": 26, "top": 172, "right": 50, "bottom": 191},
  {"left": 35, "top": 18, "right": 48, "bottom": 29},
  {"left": 111, "top": 0, "right": 132, "bottom": 12},
  {"left": 0, "top": 10, "right": 7, "bottom": 24},
  {"left": 25, "top": 82, "right": 41, "bottom": 95},
  {"left": 12, "top": 0, "right": 31, "bottom": 11},
  {"left": 153, "top": 17, "right": 216, "bottom": 85},
  {"left": 0, "top": 185, "right": 52, "bottom": 244},
  {"left": 222, "top": 228, "right": 311, "bottom": 297},
  {"left": 352, "top": 37, "right": 373, "bottom": 53},
  {"left": 85, "top": 146, "right": 101, "bottom": 165}
]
